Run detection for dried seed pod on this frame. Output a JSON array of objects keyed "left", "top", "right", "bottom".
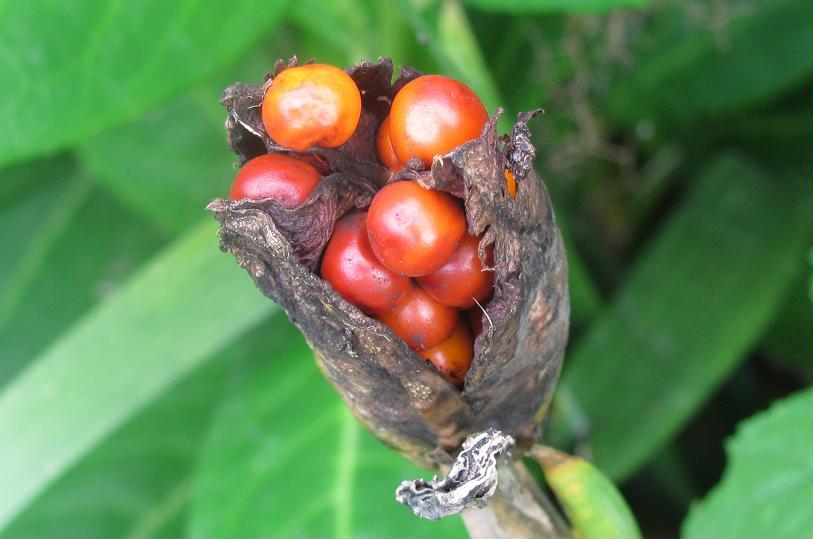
[{"left": 208, "top": 57, "right": 570, "bottom": 469}]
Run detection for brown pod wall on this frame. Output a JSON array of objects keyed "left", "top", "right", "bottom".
[{"left": 208, "top": 57, "right": 570, "bottom": 469}]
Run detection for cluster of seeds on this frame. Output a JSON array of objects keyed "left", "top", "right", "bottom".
[{"left": 227, "top": 63, "right": 496, "bottom": 387}]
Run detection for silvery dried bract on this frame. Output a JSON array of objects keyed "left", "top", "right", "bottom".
[
  {"left": 208, "top": 57, "right": 570, "bottom": 469},
  {"left": 395, "top": 429, "right": 515, "bottom": 520}
]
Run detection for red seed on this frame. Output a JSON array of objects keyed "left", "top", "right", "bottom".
[
  {"left": 229, "top": 153, "right": 320, "bottom": 206},
  {"left": 367, "top": 181, "right": 466, "bottom": 277},
  {"left": 320, "top": 212, "right": 412, "bottom": 314},
  {"left": 376, "top": 115, "right": 402, "bottom": 172},
  {"left": 420, "top": 320, "right": 473, "bottom": 387},
  {"left": 417, "top": 234, "right": 494, "bottom": 308},
  {"left": 262, "top": 64, "right": 362, "bottom": 151},
  {"left": 377, "top": 286, "right": 459, "bottom": 351},
  {"left": 389, "top": 75, "right": 488, "bottom": 167}
]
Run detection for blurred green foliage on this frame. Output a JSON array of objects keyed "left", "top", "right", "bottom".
[
  {"left": 682, "top": 388, "right": 813, "bottom": 538},
  {"left": 0, "top": 0, "right": 810, "bottom": 537}
]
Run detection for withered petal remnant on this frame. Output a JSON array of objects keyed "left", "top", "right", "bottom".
[{"left": 395, "top": 429, "right": 515, "bottom": 520}]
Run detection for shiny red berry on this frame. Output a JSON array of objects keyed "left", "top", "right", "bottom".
[
  {"left": 377, "top": 286, "right": 459, "bottom": 351},
  {"left": 417, "top": 234, "right": 494, "bottom": 308},
  {"left": 389, "top": 75, "right": 489, "bottom": 167},
  {"left": 320, "top": 212, "right": 412, "bottom": 314},
  {"left": 262, "top": 64, "right": 362, "bottom": 151},
  {"left": 367, "top": 181, "right": 467, "bottom": 277},
  {"left": 419, "top": 319, "right": 473, "bottom": 387},
  {"left": 229, "top": 153, "right": 320, "bottom": 206}
]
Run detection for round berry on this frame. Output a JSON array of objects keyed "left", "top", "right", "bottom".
[
  {"left": 420, "top": 320, "right": 473, "bottom": 387},
  {"left": 376, "top": 115, "right": 401, "bottom": 172},
  {"left": 262, "top": 64, "right": 362, "bottom": 151},
  {"left": 389, "top": 75, "right": 489, "bottom": 167},
  {"left": 229, "top": 153, "right": 320, "bottom": 206},
  {"left": 377, "top": 286, "right": 459, "bottom": 351},
  {"left": 320, "top": 212, "right": 411, "bottom": 314},
  {"left": 367, "top": 181, "right": 467, "bottom": 277},
  {"left": 417, "top": 234, "right": 494, "bottom": 308}
]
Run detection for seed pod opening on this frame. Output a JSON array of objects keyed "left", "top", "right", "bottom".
[{"left": 208, "top": 57, "right": 569, "bottom": 469}]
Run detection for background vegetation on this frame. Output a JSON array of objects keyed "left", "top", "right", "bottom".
[{"left": 1, "top": 0, "right": 811, "bottom": 537}]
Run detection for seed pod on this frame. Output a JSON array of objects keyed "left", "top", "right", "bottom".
[{"left": 208, "top": 57, "right": 570, "bottom": 469}]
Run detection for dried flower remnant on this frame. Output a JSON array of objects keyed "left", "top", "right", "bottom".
[{"left": 395, "top": 429, "right": 515, "bottom": 520}]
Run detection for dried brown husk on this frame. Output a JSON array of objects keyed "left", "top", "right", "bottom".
[{"left": 208, "top": 57, "right": 570, "bottom": 469}]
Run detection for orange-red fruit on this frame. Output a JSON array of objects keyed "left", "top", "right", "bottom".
[
  {"left": 321, "top": 212, "right": 412, "bottom": 314},
  {"left": 262, "top": 64, "right": 362, "bottom": 151},
  {"left": 417, "top": 234, "right": 494, "bottom": 308},
  {"left": 376, "top": 116, "right": 402, "bottom": 172},
  {"left": 420, "top": 320, "right": 473, "bottom": 387},
  {"left": 229, "top": 153, "right": 320, "bottom": 206},
  {"left": 504, "top": 169, "right": 517, "bottom": 198},
  {"left": 378, "top": 287, "right": 459, "bottom": 351},
  {"left": 389, "top": 74, "right": 489, "bottom": 167},
  {"left": 367, "top": 181, "right": 467, "bottom": 277}
]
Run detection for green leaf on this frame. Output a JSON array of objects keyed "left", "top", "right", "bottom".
[
  {"left": 0, "top": 0, "right": 289, "bottom": 168},
  {"left": 77, "top": 49, "right": 278, "bottom": 234},
  {"left": 189, "top": 320, "right": 466, "bottom": 538},
  {"left": 0, "top": 220, "right": 275, "bottom": 530},
  {"left": 3, "top": 316, "right": 286, "bottom": 538},
  {"left": 555, "top": 213, "right": 602, "bottom": 327},
  {"left": 288, "top": 0, "right": 427, "bottom": 88},
  {"left": 683, "top": 388, "right": 813, "bottom": 538},
  {"left": 462, "top": 0, "right": 649, "bottom": 13},
  {"left": 608, "top": 0, "right": 813, "bottom": 123},
  {"left": 291, "top": 1, "right": 372, "bottom": 64},
  {"left": 0, "top": 158, "right": 90, "bottom": 332},
  {"left": 561, "top": 154, "right": 813, "bottom": 481},
  {"left": 762, "top": 267, "right": 813, "bottom": 378},
  {"left": 0, "top": 160, "right": 165, "bottom": 387},
  {"left": 78, "top": 96, "right": 232, "bottom": 234},
  {"left": 400, "top": 0, "right": 503, "bottom": 123},
  {"left": 2, "top": 356, "right": 230, "bottom": 537},
  {"left": 809, "top": 249, "right": 813, "bottom": 302}
]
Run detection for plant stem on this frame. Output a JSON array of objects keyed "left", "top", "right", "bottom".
[{"left": 462, "top": 459, "right": 571, "bottom": 539}]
